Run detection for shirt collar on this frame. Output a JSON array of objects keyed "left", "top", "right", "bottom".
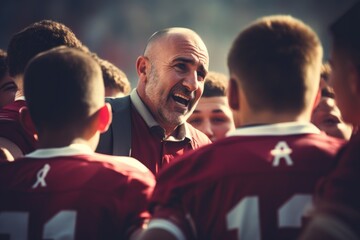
[
  {"left": 15, "top": 96, "right": 25, "bottom": 101},
  {"left": 130, "top": 89, "right": 191, "bottom": 142},
  {"left": 226, "top": 122, "right": 321, "bottom": 137},
  {"left": 26, "top": 144, "right": 94, "bottom": 158}
]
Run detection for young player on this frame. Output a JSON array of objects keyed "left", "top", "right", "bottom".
[
  {"left": 0, "top": 47, "right": 155, "bottom": 239},
  {"left": 301, "top": 2, "right": 360, "bottom": 239},
  {"left": 139, "top": 15, "right": 344, "bottom": 240}
]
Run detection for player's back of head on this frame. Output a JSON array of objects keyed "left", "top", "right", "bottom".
[
  {"left": 23, "top": 47, "right": 104, "bottom": 133},
  {"left": 202, "top": 71, "right": 229, "bottom": 98},
  {"left": 7, "top": 19, "right": 84, "bottom": 78},
  {"left": 228, "top": 15, "right": 323, "bottom": 114},
  {"left": 330, "top": 1, "right": 360, "bottom": 66},
  {"left": 98, "top": 58, "right": 131, "bottom": 97}
]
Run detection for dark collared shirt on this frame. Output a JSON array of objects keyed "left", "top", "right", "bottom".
[{"left": 129, "top": 90, "right": 211, "bottom": 174}]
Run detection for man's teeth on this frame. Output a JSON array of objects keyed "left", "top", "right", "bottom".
[{"left": 173, "top": 93, "right": 190, "bottom": 106}]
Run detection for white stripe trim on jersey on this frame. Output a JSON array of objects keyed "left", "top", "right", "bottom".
[
  {"left": 147, "top": 219, "right": 186, "bottom": 240},
  {"left": 26, "top": 144, "right": 94, "bottom": 158},
  {"left": 226, "top": 122, "right": 321, "bottom": 137}
]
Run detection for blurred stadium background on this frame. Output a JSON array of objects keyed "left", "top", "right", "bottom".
[{"left": 0, "top": 0, "right": 356, "bottom": 86}]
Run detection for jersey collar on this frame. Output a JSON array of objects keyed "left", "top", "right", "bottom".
[
  {"left": 26, "top": 144, "right": 94, "bottom": 158},
  {"left": 227, "top": 122, "right": 321, "bottom": 137}
]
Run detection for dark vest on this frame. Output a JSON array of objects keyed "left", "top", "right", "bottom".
[{"left": 96, "top": 96, "right": 132, "bottom": 156}]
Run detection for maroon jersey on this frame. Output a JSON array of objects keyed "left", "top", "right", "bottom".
[
  {"left": 0, "top": 100, "right": 37, "bottom": 154},
  {"left": 314, "top": 131, "right": 360, "bottom": 236},
  {"left": 317, "top": 131, "right": 360, "bottom": 209},
  {"left": 0, "top": 144, "right": 155, "bottom": 240},
  {"left": 148, "top": 123, "right": 344, "bottom": 240}
]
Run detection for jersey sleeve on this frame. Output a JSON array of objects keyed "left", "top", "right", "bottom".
[
  {"left": 148, "top": 205, "right": 196, "bottom": 240},
  {"left": 148, "top": 149, "right": 213, "bottom": 240},
  {"left": 108, "top": 156, "right": 156, "bottom": 238}
]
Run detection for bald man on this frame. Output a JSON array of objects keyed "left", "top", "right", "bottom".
[{"left": 96, "top": 27, "right": 211, "bottom": 174}]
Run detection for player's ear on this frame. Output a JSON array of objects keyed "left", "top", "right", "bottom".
[
  {"left": 136, "top": 56, "right": 149, "bottom": 83},
  {"left": 97, "top": 103, "right": 112, "bottom": 133},
  {"left": 19, "top": 106, "right": 38, "bottom": 140},
  {"left": 229, "top": 78, "right": 240, "bottom": 111}
]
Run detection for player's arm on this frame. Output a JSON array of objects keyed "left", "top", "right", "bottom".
[
  {"left": 0, "top": 147, "right": 14, "bottom": 161},
  {"left": 138, "top": 228, "right": 178, "bottom": 240},
  {"left": 300, "top": 202, "right": 360, "bottom": 240},
  {"left": 0, "top": 137, "right": 23, "bottom": 159},
  {"left": 137, "top": 205, "right": 194, "bottom": 240},
  {"left": 300, "top": 213, "right": 358, "bottom": 240}
]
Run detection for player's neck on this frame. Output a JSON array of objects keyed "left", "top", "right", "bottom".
[
  {"left": 241, "top": 111, "right": 311, "bottom": 126},
  {"left": 37, "top": 131, "right": 91, "bottom": 149}
]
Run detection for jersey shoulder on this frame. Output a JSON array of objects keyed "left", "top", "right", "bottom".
[{"left": 88, "top": 153, "right": 156, "bottom": 187}]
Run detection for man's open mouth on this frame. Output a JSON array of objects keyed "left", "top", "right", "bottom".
[{"left": 172, "top": 93, "right": 190, "bottom": 107}]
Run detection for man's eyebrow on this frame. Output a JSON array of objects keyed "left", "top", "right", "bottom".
[
  {"left": 173, "top": 57, "right": 208, "bottom": 75},
  {"left": 173, "top": 57, "right": 196, "bottom": 64}
]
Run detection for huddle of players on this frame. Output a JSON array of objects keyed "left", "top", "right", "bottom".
[{"left": 1, "top": 2, "right": 360, "bottom": 240}]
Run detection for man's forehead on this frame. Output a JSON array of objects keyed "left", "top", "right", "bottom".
[{"left": 154, "top": 32, "right": 208, "bottom": 61}]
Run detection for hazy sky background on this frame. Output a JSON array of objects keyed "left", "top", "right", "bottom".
[{"left": 0, "top": 0, "right": 357, "bottom": 87}]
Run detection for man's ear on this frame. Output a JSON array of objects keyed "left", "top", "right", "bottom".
[
  {"left": 136, "top": 56, "right": 149, "bottom": 83},
  {"left": 229, "top": 78, "right": 240, "bottom": 111},
  {"left": 19, "top": 106, "right": 38, "bottom": 139},
  {"left": 97, "top": 103, "right": 112, "bottom": 133}
]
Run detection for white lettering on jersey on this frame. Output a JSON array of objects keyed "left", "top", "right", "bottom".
[
  {"left": 32, "top": 163, "right": 51, "bottom": 189},
  {"left": 271, "top": 141, "right": 293, "bottom": 167}
]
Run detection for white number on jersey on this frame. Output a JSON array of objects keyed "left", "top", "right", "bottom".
[{"left": 226, "top": 194, "right": 312, "bottom": 240}]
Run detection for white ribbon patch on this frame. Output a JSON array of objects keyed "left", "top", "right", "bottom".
[{"left": 32, "top": 163, "right": 51, "bottom": 189}]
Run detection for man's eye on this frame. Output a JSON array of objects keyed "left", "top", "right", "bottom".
[
  {"left": 197, "top": 71, "right": 206, "bottom": 80},
  {"left": 175, "top": 63, "right": 187, "bottom": 72}
]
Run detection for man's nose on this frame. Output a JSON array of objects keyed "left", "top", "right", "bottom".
[{"left": 183, "top": 71, "right": 199, "bottom": 92}]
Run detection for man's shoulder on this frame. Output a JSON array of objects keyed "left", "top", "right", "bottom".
[{"left": 105, "top": 96, "right": 131, "bottom": 113}]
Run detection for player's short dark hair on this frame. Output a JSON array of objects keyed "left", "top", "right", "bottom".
[
  {"left": 228, "top": 15, "right": 322, "bottom": 113},
  {"left": 24, "top": 47, "right": 102, "bottom": 131},
  {"left": 7, "top": 19, "right": 84, "bottom": 77},
  {"left": 98, "top": 58, "right": 131, "bottom": 95},
  {"left": 330, "top": 1, "right": 360, "bottom": 70},
  {"left": 202, "top": 71, "right": 228, "bottom": 97}
]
